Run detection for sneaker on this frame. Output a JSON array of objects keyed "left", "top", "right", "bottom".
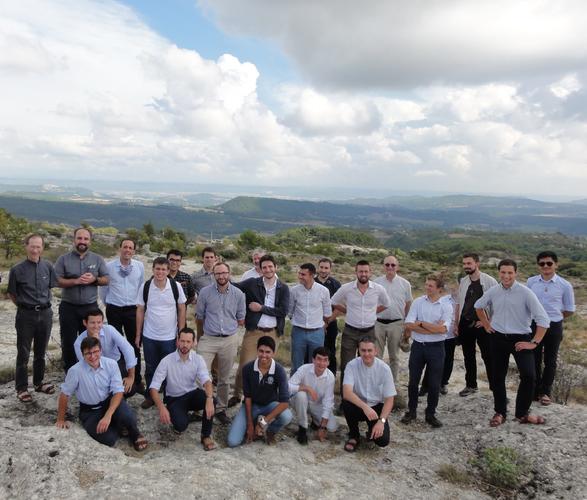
[
  {"left": 227, "top": 396, "right": 241, "bottom": 408},
  {"left": 215, "top": 411, "right": 231, "bottom": 425},
  {"left": 425, "top": 415, "right": 443, "bottom": 428},
  {"left": 440, "top": 385, "right": 448, "bottom": 395},
  {"left": 418, "top": 386, "right": 428, "bottom": 397},
  {"left": 401, "top": 412, "right": 417, "bottom": 424},
  {"left": 296, "top": 426, "right": 308, "bottom": 445},
  {"left": 458, "top": 387, "right": 478, "bottom": 397},
  {"left": 140, "top": 398, "right": 154, "bottom": 409}
]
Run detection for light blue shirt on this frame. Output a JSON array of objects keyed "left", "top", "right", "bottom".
[
  {"left": 405, "top": 295, "right": 453, "bottom": 343},
  {"left": 60, "top": 357, "right": 124, "bottom": 405},
  {"left": 527, "top": 274, "right": 575, "bottom": 322},
  {"left": 195, "top": 283, "right": 246, "bottom": 336},
  {"left": 100, "top": 258, "right": 145, "bottom": 307},
  {"left": 474, "top": 281, "right": 550, "bottom": 334},
  {"left": 150, "top": 350, "right": 211, "bottom": 398},
  {"left": 441, "top": 295, "right": 456, "bottom": 340},
  {"left": 343, "top": 357, "right": 396, "bottom": 407},
  {"left": 289, "top": 282, "right": 332, "bottom": 329},
  {"left": 74, "top": 325, "right": 137, "bottom": 369}
]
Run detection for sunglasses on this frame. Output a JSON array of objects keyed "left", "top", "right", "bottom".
[
  {"left": 384, "top": 263, "right": 397, "bottom": 267},
  {"left": 538, "top": 261, "right": 554, "bottom": 267}
]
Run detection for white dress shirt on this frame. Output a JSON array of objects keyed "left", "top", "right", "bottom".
[
  {"left": 289, "top": 282, "right": 332, "bottom": 329},
  {"left": 149, "top": 350, "right": 211, "bottom": 397},
  {"left": 289, "top": 363, "right": 335, "bottom": 419},
  {"left": 331, "top": 280, "right": 391, "bottom": 328}
]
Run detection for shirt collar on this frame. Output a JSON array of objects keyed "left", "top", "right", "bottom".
[
  {"left": 253, "top": 358, "right": 276, "bottom": 375},
  {"left": 354, "top": 280, "right": 373, "bottom": 289},
  {"left": 83, "top": 357, "right": 105, "bottom": 372},
  {"left": 424, "top": 295, "right": 442, "bottom": 304},
  {"left": 173, "top": 350, "right": 194, "bottom": 362},
  {"left": 500, "top": 280, "right": 519, "bottom": 290},
  {"left": 538, "top": 274, "right": 559, "bottom": 283}
]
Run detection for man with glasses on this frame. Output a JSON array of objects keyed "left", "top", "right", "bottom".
[
  {"left": 527, "top": 251, "right": 575, "bottom": 406},
  {"left": 167, "top": 249, "right": 196, "bottom": 305},
  {"left": 196, "top": 262, "right": 246, "bottom": 424}
]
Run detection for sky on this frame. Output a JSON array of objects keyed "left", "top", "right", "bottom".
[{"left": 1, "top": 0, "right": 586, "bottom": 198}]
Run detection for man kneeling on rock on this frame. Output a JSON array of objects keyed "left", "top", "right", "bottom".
[
  {"left": 227, "top": 336, "right": 292, "bottom": 447},
  {"left": 342, "top": 336, "right": 395, "bottom": 452},
  {"left": 56, "top": 336, "right": 147, "bottom": 451},
  {"left": 149, "top": 327, "right": 217, "bottom": 451},
  {"left": 289, "top": 346, "right": 337, "bottom": 444}
]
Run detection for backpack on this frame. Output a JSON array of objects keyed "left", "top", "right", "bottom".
[{"left": 143, "top": 277, "right": 179, "bottom": 312}]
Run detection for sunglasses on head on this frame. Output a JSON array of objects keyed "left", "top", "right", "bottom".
[
  {"left": 384, "top": 263, "right": 397, "bottom": 267},
  {"left": 538, "top": 261, "right": 554, "bottom": 267}
]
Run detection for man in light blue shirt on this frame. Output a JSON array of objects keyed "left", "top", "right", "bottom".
[
  {"left": 527, "top": 251, "right": 575, "bottom": 406},
  {"left": 100, "top": 239, "right": 145, "bottom": 393},
  {"left": 74, "top": 309, "right": 137, "bottom": 395},
  {"left": 56, "top": 336, "right": 147, "bottom": 450},
  {"left": 475, "top": 259, "right": 550, "bottom": 427}
]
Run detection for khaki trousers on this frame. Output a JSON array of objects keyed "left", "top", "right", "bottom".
[{"left": 374, "top": 320, "right": 405, "bottom": 383}]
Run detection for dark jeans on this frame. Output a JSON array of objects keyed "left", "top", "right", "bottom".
[
  {"left": 165, "top": 389, "right": 214, "bottom": 437},
  {"left": 490, "top": 332, "right": 535, "bottom": 419},
  {"left": 324, "top": 320, "right": 339, "bottom": 374},
  {"left": 59, "top": 301, "right": 98, "bottom": 372},
  {"left": 533, "top": 321, "right": 563, "bottom": 398},
  {"left": 459, "top": 319, "right": 493, "bottom": 389},
  {"left": 421, "top": 337, "right": 456, "bottom": 389},
  {"left": 15, "top": 307, "right": 53, "bottom": 392},
  {"left": 342, "top": 400, "right": 389, "bottom": 447},
  {"left": 143, "top": 337, "right": 176, "bottom": 400},
  {"left": 408, "top": 341, "right": 445, "bottom": 416},
  {"left": 106, "top": 304, "right": 141, "bottom": 386},
  {"left": 79, "top": 398, "right": 139, "bottom": 446}
]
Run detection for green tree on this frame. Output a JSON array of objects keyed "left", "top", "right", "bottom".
[{"left": 0, "top": 209, "right": 32, "bottom": 259}]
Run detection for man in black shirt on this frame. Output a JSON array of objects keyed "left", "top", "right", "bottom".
[{"left": 315, "top": 258, "right": 341, "bottom": 374}]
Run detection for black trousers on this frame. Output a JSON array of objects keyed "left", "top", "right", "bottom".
[
  {"left": 324, "top": 320, "right": 339, "bottom": 374},
  {"left": 79, "top": 398, "right": 139, "bottom": 446},
  {"left": 165, "top": 389, "right": 215, "bottom": 437},
  {"left": 490, "top": 332, "right": 535, "bottom": 419},
  {"left": 459, "top": 319, "right": 493, "bottom": 389},
  {"left": 533, "top": 320, "right": 563, "bottom": 398},
  {"left": 408, "top": 341, "right": 445, "bottom": 416},
  {"left": 15, "top": 307, "right": 53, "bottom": 392},
  {"left": 342, "top": 400, "right": 389, "bottom": 447},
  {"left": 421, "top": 337, "right": 457, "bottom": 389},
  {"left": 106, "top": 304, "right": 142, "bottom": 386},
  {"left": 59, "top": 301, "right": 98, "bottom": 372}
]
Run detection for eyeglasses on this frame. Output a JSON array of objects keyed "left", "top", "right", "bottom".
[
  {"left": 384, "top": 263, "right": 397, "bottom": 267},
  {"left": 83, "top": 349, "right": 101, "bottom": 357},
  {"left": 538, "top": 261, "right": 554, "bottom": 267}
]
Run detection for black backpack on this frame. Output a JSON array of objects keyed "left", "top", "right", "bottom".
[{"left": 143, "top": 277, "right": 179, "bottom": 312}]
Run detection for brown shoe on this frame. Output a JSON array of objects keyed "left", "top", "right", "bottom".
[
  {"left": 265, "top": 431, "right": 277, "bottom": 445},
  {"left": 227, "top": 396, "right": 241, "bottom": 408},
  {"left": 140, "top": 398, "right": 154, "bottom": 409}
]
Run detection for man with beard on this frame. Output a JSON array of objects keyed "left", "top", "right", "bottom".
[
  {"left": 315, "top": 258, "right": 341, "bottom": 374},
  {"left": 454, "top": 253, "right": 498, "bottom": 396},
  {"left": 150, "top": 328, "right": 217, "bottom": 450},
  {"left": 196, "top": 262, "right": 246, "bottom": 424},
  {"left": 55, "top": 227, "right": 109, "bottom": 372},
  {"left": 331, "top": 260, "right": 390, "bottom": 398},
  {"left": 167, "top": 249, "right": 196, "bottom": 305}
]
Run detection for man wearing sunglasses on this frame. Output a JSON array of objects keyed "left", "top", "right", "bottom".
[{"left": 527, "top": 251, "right": 575, "bottom": 406}]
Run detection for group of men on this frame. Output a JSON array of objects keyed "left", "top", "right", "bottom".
[{"left": 7, "top": 227, "right": 575, "bottom": 452}]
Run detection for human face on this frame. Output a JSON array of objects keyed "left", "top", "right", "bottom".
[
  {"left": 499, "top": 265, "right": 517, "bottom": 288},
  {"left": 119, "top": 240, "right": 135, "bottom": 262},
  {"left": 25, "top": 236, "right": 43, "bottom": 262},
  {"left": 82, "top": 346, "right": 101, "bottom": 369},
  {"left": 355, "top": 264, "right": 371, "bottom": 284},
  {"left": 83, "top": 314, "right": 104, "bottom": 337},
  {"left": 168, "top": 254, "right": 182, "bottom": 273},
  {"left": 252, "top": 252, "right": 263, "bottom": 269},
  {"left": 257, "top": 344, "right": 274, "bottom": 364},
  {"left": 153, "top": 264, "right": 169, "bottom": 281},
  {"left": 298, "top": 268, "right": 314, "bottom": 287},
  {"left": 202, "top": 251, "right": 217, "bottom": 271},
  {"left": 213, "top": 264, "right": 230, "bottom": 287},
  {"left": 383, "top": 257, "right": 398, "bottom": 278},
  {"left": 312, "top": 354, "right": 329, "bottom": 376},
  {"left": 261, "top": 260, "right": 276, "bottom": 280},
  {"left": 425, "top": 279, "right": 440, "bottom": 298},
  {"left": 318, "top": 261, "right": 331, "bottom": 280},
  {"left": 358, "top": 341, "right": 377, "bottom": 366},
  {"left": 74, "top": 229, "right": 91, "bottom": 254},
  {"left": 462, "top": 258, "right": 479, "bottom": 275},
  {"left": 176, "top": 332, "right": 195, "bottom": 355},
  {"left": 537, "top": 257, "right": 557, "bottom": 279}
]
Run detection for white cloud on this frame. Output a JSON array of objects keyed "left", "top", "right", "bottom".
[{"left": 550, "top": 73, "right": 582, "bottom": 99}]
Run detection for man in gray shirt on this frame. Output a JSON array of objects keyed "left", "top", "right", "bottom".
[
  {"left": 191, "top": 246, "right": 218, "bottom": 299},
  {"left": 54, "top": 227, "right": 109, "bottom": 372},
  {"left": 196, "top": 262, "right": 246, "bottom": 424},
  {"left": 475, "top": 258, "right": 550, "bottom": 427},
  {"left": 8, "top": 234, "right": 58, "bottom": 402}
]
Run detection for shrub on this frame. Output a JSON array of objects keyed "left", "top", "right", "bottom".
[{"left": 476, "top": 446, "right": 527, "bottom": 490}]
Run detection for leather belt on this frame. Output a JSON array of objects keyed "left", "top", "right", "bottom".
[
  {"left": 257, "top": 327, "right": 276, "bottom": 333},
  {"left": 345, "top": 324, "right": 374, "bottom": 333},
  {"left": 377, "top": 318, "right": 402, "bottom": 324},
  {"left": 18, "top": 303, "right": 51, "bottom": 311}
]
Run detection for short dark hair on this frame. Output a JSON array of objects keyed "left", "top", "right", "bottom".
[
  {"left": 355, "top": 260, "right": 370, "bottom": 269},
  {"left": 426, "top": 273, "right": 445, "bottom": 289},
  {"left": 120, "top": 239, "right": 136, "bottom": 249},
  {"left": 462, "top": 253, "right": 480, "bottom": 262},
  {"left": 300, "top": 263, "right": 316, "bottom": 275},
  {"left": 259, "top": 255, "right": 276, "bottom": 267},
  {"left": 536, "top": 251, "right": 558, "bottom": 263},
  {"left": 257, "top": 335, "right": 275, "bottom": 352},
  {"left": 498, "top": 258, "right": 517, "bottom": 271},
  {"left": 73, "top": 227, "right": 92, "bottom": 239},
  {"left": 202, "top": 246, "right": 216, "bottom": 257},
  {"left": 358, "top": 336, "right": 376, "bottom": 348},
  {"left": 318, "top": 257, "right": 332, "bottom": 266},
  {"left": 312, "top": 346, "right": 330, "bottom": 359},
  {"left": 167, "top": 249, "right": 183, "bottom": 259},
  {"left": 24, "top": 233, "right": 44, "bottom": 245},
  {"left": 84, "top": 308, "right": 104, "bottom": 321},
  {"left": 152, "top": 256, "right": 169, "bottom": 268},
  {"left": 81, "top": 336, "right": 101, "bottom": 353},
  {"left": 178, "top": 327, "right": 196, "bottom": 341}
]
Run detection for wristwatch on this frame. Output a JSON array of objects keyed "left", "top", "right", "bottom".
[
  {"left": 379, "top": 417, "right": 386, "bottom": 424},
  {"left": 530, "top": 339, "right": 540, "bottom": 345}
]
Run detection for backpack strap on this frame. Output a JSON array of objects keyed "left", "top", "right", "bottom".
[{"left": 143, "top": 277, "right": 153, "bottom": 312}]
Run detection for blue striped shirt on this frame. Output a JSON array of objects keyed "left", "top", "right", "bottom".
[
  {"left": 74, "top": 325, "right": 137, "bottom": 369},
  {"left": 527, "top": 274, "right": 575, "bottom": 322}
]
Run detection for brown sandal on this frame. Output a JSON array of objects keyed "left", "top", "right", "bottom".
[
  {"left": 201, "top": 436, "right": 217, "bottom": 451},
  {"left": 489, "top": 413, "right": 506, "bottom": 427},
  {"left": 539, "top": 395, "right": 552, "bottom": 406},
  {"left": 34, "top": 383, "right": 55, "bottom": 394},
  {"left": 517, "top": 414, "right": 546, "bottom": 425},
  {"left": 133, "top": 435, "right": 148, "bottom": 451},
  {"left": 17, "top": 391, "right": 33, "bottom": 403}
]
